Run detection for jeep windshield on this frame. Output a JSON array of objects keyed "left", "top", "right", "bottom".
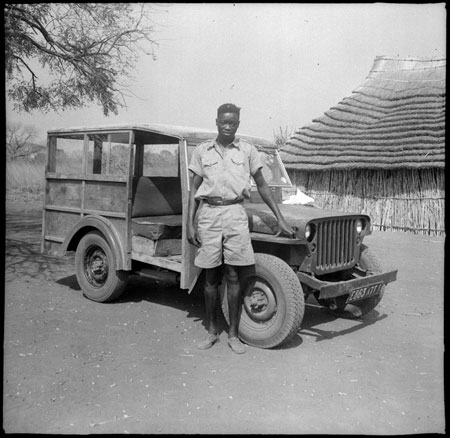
[{"left": 253, "top": 148, "right": 292, "bottom": 187}]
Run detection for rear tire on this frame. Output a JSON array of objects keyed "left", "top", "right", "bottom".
[
  {"left": 220, "top": 253, "right": 304, "bottom": 349},
  {"left": 75, "top": 231, "right": 129, "bottom": 302}
]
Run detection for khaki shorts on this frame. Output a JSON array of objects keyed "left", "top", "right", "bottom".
[{"left": 194, "top": 203, "right": 255, "bottom": 269}]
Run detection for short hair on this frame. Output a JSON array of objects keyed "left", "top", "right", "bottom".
[{"left": 217, "top": 103, "right": 241, "bottom": 117}]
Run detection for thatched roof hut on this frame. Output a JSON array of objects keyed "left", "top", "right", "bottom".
[{"left": 280, "top": 56, "right": 445, "bottom": 236}]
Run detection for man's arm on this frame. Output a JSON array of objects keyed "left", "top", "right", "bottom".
[
  {"left": 187, "top": 173, "right": 204, "bottom": 247},
  {"left": 253, "top": 168, "right": 296, "bottom": 238}
]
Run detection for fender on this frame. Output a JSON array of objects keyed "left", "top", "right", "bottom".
[{"left": 58, "top": 215, "right": 128, "bottom": 270}]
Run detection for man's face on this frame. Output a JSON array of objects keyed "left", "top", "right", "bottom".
[{"left": 216, "top": 112, "right": 240, "bottom": 141}]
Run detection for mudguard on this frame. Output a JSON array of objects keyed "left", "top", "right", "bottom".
[{"left": 58, "top": 214, "right": 128, "bottom": 270}]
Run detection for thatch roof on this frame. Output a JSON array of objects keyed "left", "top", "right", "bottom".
[{"left": 280, "top": 56, "right": 446, "bottom": 170}]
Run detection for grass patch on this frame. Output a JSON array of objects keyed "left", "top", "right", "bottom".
[{"left": 6, "top": 160, "right": 45, "bottom": 194}]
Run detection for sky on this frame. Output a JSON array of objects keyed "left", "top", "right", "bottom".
[{"left": 5, "top": 3, "right": 447, "bottom": 144}]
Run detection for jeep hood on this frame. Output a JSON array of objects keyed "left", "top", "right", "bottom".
[{"left": 245, "top": 202, "right": 369, "bottom": 237}]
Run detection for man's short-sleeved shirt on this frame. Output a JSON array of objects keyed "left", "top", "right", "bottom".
[{"left": 188, "top": 137, "right": 263, "bottom": 200}]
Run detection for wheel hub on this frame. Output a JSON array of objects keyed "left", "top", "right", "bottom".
[
  {"left": 85, "top": 247, "right": 108, "bottom": 286},
  {"left": 243, "top": 280, "right": 277, "bottom": 322},
  {"left": 91, "top": 258, "right": 104, "bottom": 273}
]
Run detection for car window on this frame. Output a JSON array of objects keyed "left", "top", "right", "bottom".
[
  {"left": 87, "top": 132, "right": 130, "bottom": 176},
  {"left": 143, "top": 144, "right": 179, "bottom": 177},
  {"left": 54, "top": 134, "right": 84, "bottom": 174}
]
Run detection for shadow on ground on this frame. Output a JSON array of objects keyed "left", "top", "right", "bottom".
[
  {"left": 5, "top": 205, "right": 389, "bottom": 351},
  {"left": 297, "top": 297, "right": 388, "bottom": 343}
]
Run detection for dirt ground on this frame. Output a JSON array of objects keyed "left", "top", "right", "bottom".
[{"left": 3, "top": 194, "right": 445, "bottom": 434}]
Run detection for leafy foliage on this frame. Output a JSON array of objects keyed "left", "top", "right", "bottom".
[{"left": 5, "top": 3, "right": 160, "bottom": 115}]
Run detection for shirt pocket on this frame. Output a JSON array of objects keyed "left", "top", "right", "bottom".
[
  {"left": 202, "top": 158, "right": 219, "bottom": 177},
  {"left": 229, "top": 152, "right": 247, "bottom": 175}
]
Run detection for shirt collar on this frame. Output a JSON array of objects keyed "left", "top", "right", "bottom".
[{"left": 207, "top": 137, "right": 241, "bottom": 151}]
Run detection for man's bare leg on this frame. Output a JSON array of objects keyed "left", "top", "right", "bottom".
[
  {"left": 197, "top": 267, "right": 220, "bottom": 349},
  {"left": 225, "top": 264, "right": 246, "bottom": 354},
  {"left": 204, "top": 267, "right": 220, "bottom": 334}
]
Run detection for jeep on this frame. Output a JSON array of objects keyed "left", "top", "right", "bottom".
[{"left": 41, "top": 124, "right": 397, "bottom": 348}]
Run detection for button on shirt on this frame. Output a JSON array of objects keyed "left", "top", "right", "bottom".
[{"left": 188, "top": 138, "right": 263, "bottom": 200}]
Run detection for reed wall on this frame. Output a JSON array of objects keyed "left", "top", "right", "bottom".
[{"left": 288, "top": 168, "right": 445, "bottom": 236}]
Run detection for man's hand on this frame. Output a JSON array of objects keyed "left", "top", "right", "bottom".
[
  {"left": 275, "top": 217, "right": 297, "bottom": 238},
  {"left": 253, "top": 169, "right": 297, "bottom": 239},
  {"left": 187, "top": 173, "right": 203, "bottom": 247},
  {"left": 187, "top": 223, "right": 202, "bottom": 247}
]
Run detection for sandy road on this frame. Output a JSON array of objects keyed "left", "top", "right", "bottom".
[{"left": 3, "top": 197, "right": 445, "bottom": 434}]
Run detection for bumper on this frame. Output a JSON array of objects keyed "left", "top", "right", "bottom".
[{"left": 297, "top": 269, "right": 398, "bottom": 300}]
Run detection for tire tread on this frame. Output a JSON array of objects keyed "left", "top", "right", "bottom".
[{"left": 221, "top": 253, "right": 304, "bottom": 348}]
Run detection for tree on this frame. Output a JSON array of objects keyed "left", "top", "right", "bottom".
[
  {"left": 6, "top": 122, "right": 39, "bottom": 161},
  {"left": 4, "top": 3, "right": 160, "bottom": 116},
  {"left": 273, "top": 126, "right": 294, "bottom": 150}
]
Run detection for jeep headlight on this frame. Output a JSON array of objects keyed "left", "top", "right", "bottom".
[
  {"left": 305, "top": 223, "right": 315, "bottom": 241},
  {"left": 356, "top": 219, "right": 363, "bottom": 234},
  {"left": 305, "top": 224, "right": 311, "bottom": 240}
]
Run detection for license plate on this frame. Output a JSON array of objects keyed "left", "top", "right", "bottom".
[{"left": 346, "top": 283, "right": 383, "bottom": 304}]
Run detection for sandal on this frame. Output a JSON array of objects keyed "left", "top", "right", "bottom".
[
  {"left": 228, "top": 337, "right": 246, "bottom": 354},
  {"left": 197, "top": 333, "right": 219, "bottom": 350}
]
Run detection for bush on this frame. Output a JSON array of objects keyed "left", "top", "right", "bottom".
[{"left": 6, "top": 160, "right": 45, "bottom": 194}]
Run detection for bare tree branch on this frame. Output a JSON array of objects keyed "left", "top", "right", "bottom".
[{"left": 6, "top": 122, "right": 39, "bottom": 160}]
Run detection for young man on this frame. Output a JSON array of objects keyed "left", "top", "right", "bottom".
[{"left": 187, "top": 103, "right": 295, "bottom": 354}]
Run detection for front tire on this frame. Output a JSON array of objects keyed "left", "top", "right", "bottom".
[
  {"left": 315, "top": 244, "right": 385, "bottom": 318},
  {"left": 220, "top": 253, "right": 305, "bottom": 349},
  {"left": 75, "top": 231, "right": 129, "bottom": 302}
]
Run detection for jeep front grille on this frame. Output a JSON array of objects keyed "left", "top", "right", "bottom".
[{"left": 314, "top": 218, "right": 357, "bottom": 273}]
